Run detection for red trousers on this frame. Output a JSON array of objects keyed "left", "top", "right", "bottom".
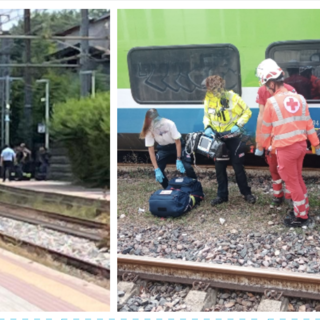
[
  {"left": 276, "top": 140, "right": 308, "bottom": 219},
  {"left": 265, "top": 153, "right": 285, "bottom": 198}
]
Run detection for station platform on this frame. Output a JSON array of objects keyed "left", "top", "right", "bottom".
[
  {"left": 0, "top": 248, "right": 110, "bottom": 311},
  {"left": 0, "top": 180, "right": 110, "bottom": 201}
]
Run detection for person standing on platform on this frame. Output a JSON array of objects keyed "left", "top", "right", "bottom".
[
  {"left": 258, "top": 59, "right": 320, "bottom": 227},
  {"left": 1, "top": 145, "right": 15, "bottom": 182}
]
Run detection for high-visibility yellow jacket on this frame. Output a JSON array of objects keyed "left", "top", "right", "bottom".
[{"left": 203, "top": 91, "right": 252, "bottom": 132}]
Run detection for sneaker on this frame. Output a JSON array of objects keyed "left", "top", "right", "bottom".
[
  {"left": 211, "top": 197, "right": 228, "bottom": 206},
  {"left": 284, "top": 216, "right": 311, "bottom": 228},
  {"left": 272, "top": 196, "right": 284, "bottom": 205},
  {"left": 244, "top": 194, "right": 256, "bottom": 204}
]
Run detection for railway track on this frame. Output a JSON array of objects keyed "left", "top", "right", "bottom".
[
  {"left": 118, "top": 162, "right": 320, "bottom": 172},
  {"left": 0, "top": 232, "right": 109, "bottom": 278},
  {"left": 0, "top": 201, "right": 108, "bottom": 242},
  {"left": 118, "top": 254, "right": 320, "bottom": 300}
]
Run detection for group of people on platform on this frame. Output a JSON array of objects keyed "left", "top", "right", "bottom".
[
  {"left": 0, "top": 143, "right": 51, "bottom": 182},
  {"left": 140, "top": 58, "right": 320, "bottom": 228}
]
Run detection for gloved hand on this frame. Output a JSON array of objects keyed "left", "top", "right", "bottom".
[
  {"left": 204, "top": 127, "right": 214, "bottom": 137},
  {"left": 176, "top": 159, "right": 185, "bottom": 173},
  {"left": 155, "top": 168, "right": 164, "bottom": 183},
  {"left": 255, "top": 149, "right": 264, "bottom": 156},
  {"left": 316, "top": 148, "right": 320, "bottom": 156},
  {"left": 230, "top": 125, "right": 240, "bottom": 133},
  {"left": 268, "top": 146, "right": 272, "bottom": 152}
]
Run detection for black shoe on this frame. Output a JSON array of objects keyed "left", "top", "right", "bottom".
[
  {"left": 211, "top": 197, "right": 228, "bottom": 206},
  {"left": 284, "top": 216, "right": 312, "bottom": 228},
  {"left": 244, "top": 194, "right": 256, "bottom": 204},
  {"left": 272, "top": 196, "right": 284, "bottom": 205}
]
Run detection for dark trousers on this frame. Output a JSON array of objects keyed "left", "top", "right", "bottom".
[
  {"left": 215, "top": 137, "right": 251, "bottom": 199},
  {"left": 2, "top": 160, "right": 13, "bottom": 182},
  {"left": 156, "top": 142, "right": 197, "bottom": 189}
]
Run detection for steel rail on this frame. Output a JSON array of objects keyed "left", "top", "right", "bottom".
[
  {"left": 118, "top": 254, "right": 320, "bottom": 300},
  {"left": 0, "top": 210, "right": 103, "bottom": 242},
  {"left": 0, "top": 232, "right": 109, "bottom": 278},
  {"left": 117, "top": 163, "right": 320, "bottom": 172},
  {"left": 0, "top": 201, "right": 107, "bottom": 228},
  {"left": 0, "top": 201, "right": 109, "bottom": 242}
]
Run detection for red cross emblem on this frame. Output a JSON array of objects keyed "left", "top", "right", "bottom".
[{"left": 284, "top": 96, "right": 300, "bottom": 113}]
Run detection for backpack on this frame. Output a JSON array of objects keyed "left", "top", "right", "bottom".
[
  {"left": 167, "top": 177, "right": 204, "bottom": 204},
  {"left": 149, "top": 189, "right": 193, "bottom": 218}
]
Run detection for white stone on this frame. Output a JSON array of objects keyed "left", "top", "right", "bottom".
[
  {"left": 268, "top": 221, "right": 274, "bottom": 225},
  {"left": 219, "top": 218, "right": 226, "bottom": 225},
  {"left": 120, "top": 214, "right": 126, "bottom": 219}
]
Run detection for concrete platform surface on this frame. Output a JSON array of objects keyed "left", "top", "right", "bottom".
[
  {"left": 0, "top": 248, "right": 110, "bottom": 312},
  {"left": 0, "top": 180, "right": 110, "bottom": 201}
]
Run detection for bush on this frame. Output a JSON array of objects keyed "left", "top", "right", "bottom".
[{"left": 51, "top": 92, "right": 110, "bottom": 187}]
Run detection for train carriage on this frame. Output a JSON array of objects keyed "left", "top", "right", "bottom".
[{"left": 118, "top": 9, "right": 320, "bottom": 156}]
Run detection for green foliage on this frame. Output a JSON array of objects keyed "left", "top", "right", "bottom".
[
  {"left": 51, "top": 92, "right": 110, "bottom": 187},
  {"left": 5, "top": 9, "right": 110, "bottom": 147}
]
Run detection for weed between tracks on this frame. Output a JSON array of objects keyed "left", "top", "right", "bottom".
[{"left": 118, "top": 167, "right": 320, "bottom": 236}]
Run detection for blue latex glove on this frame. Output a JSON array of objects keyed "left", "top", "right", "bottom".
[
  {"left": 316, "top": 148, "right": 320, "bottom": 156},
  {"left": 255, "top": 149, "right": 264, "bottom": 156},
  {"left": 204, "top": 127, "right": 214, "bottom": 137},
  {"left": 230, "top": 125, "right": 240, "bottom": 133},
  {"left": 155, "top": 168, "right": 164, "bottom": 183},
  {"left": 176, "top": 160, "right": 185, "bottom": 173}
]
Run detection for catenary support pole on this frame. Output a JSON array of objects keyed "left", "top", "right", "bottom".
[{"left": 80, "top": 9, "right": 90, "bottom": 97}]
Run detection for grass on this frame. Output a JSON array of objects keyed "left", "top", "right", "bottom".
[{"left": 118, "top": 167, "right": 320, "bottom": 237}]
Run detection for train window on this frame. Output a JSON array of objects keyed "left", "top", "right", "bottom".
[
  {"left": 127, "top": 44, "right": 241, "bottom": 104},
  {"left": 266, "top": 41, "right": 320, "bottom": 101}
]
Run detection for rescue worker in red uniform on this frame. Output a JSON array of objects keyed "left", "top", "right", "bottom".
[
  {"left": 255, "top": 59, "right": 296, "bottom": 205},
  {"left": 257, "top": 59, "right": 320, "bottom": 227}
]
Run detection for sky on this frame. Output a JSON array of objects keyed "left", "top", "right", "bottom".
[{"left": 0, "top": 9, "right": 74, "bottom": 31}]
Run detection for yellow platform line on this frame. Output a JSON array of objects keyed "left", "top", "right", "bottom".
[{"left": 0, "top": 257, "right": 110, "bottom": 311}]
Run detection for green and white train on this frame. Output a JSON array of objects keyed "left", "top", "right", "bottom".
[{"left": 117, "top": 9, "right": 320, "bottom": 151}]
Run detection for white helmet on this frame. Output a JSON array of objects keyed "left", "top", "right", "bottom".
[{"left": 256, "top": 59, "right": 284, "bottom": 85}]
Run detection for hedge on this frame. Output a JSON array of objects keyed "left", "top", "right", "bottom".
[{"left": 51, "top": 92, "right": 110, "bottom": 187}]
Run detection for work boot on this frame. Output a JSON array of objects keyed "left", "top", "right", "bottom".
[
  {"left": 244, "top": 194, "right": 256, "bottom": 204},
  {"left": 284, "top": 215, "right": 312, "bottom": 228},
  {"left": 272, "top": 196, "right": 284, "bottom": 206},
  {"left": 211, "top": 197, "right": 228, "bottom": 206}
]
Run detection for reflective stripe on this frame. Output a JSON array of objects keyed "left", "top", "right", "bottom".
[
  {"left": 299, "top": 211, "right": 307, "bottom": 217},
  {"left": 274, "top": 129, "right": 306, "bottom": 141},
  {"left": 272, "top": 179, "right": 282, "bottom": 184},
  {"left": 307, "top": 128, "right": 316, "bottom": 135},
  {"left": 262, "top": 120, "right": 272, "bottom": 127},
  {"left": 304, "top": 194, "right": 308, "bottom": 198},
  {"left": 273, "top": 189, "right": 283, "bottom": 195},
  {"left": 272, "top": 115, "right": 311, "bottom": 127},
  {"left": 262, "top": 133, "right": 271, "bottom": 139},
  {"left": 269, "top": 97, "right": 283, "bottom": 121},
  {"left": 299, "top": 94, "right": 306, "bottom": 116},
  {"left": 294, "top": 199, "right": 305, "bottom": 206},
  {"left": 306, "top": 203, "right": 310, "bottom": 209},
  {"left": 285, "top": 189, "right": 291, "bottom": 194}
]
